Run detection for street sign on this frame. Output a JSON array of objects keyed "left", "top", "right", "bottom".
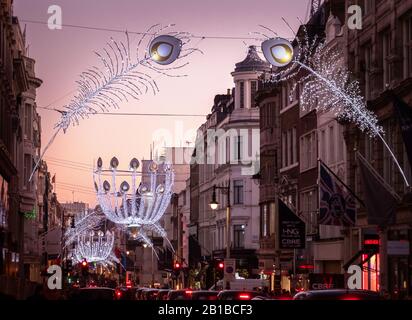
[{"left": 224, "top": 258, "right": 236, "bottom": 286}]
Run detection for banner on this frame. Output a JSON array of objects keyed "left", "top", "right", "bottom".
[
  {"left": 357, "top": 152, "right": 398, "bottom": 226},
  {"left": 319, "top": 162, "right": 356, "bottom": 226},
  {"left": 393, "top": 95, "right": 412, "bottom": 167},
  {"left": 278, "top": 199, "right": 305, "bottom": 249}
]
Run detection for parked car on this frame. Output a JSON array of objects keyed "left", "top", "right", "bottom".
[
  {"left": 217, "top": 290, "right": 261, "bottom": 301},
  {"left": 167, "top": 289, "right": 193, "bottom": 300},
  {"left": 115, "top": 286, "right": 138, "bottom": 300},
  {"left": 156, "top": 289, "right": 171, "bottom": 300},
  {"left": 70, "top": 287, "right": 115, "bottom": 300},
  {"left": 191, "top": 290, "right": 219, "bottom": 301},
  {"left": 293, "top": 289, "right": 382, "bottom": 300},
  {"left": 140, "top": 288, "right": 160, "bottom": 300}
]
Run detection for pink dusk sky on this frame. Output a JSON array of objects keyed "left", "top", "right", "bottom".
[{"left": 14, "top": 0, "right": 309, "bottom": 206}]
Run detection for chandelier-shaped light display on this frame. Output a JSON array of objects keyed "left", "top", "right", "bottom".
[
  {"left": 74, "top": 229, "right": 117, "bottom": 264},
  {"left": 94, "top": 157, "right": 174, "bottom": 228}
]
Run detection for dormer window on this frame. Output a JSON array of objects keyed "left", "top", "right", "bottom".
[{"left": 239, "top": 81, "right": 245, "bottom": 108}]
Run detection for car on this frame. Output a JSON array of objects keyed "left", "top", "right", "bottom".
[
  {"left": 167, "top": 289, "right": 193, "bottom": 300},
  {"left": 191, "top": 290, "right": 219, "bottom": 301},
  {"left": 115, "top": 286, "right": 138, "bottom": 300},
  {"left": 293, "top": 289, "right": 382, "bottom": 300},
  {"left": 156, "top": 289, "right": 171, "bottom": 300},
  {"left": 70, "top": 287, "right": 115, "bottom": 300},
  {"left": 140, "top": 288, "right": 160, "bottom": 300},
  {"left": 217, "top": 290, "right": 262, "bottom": 301}
]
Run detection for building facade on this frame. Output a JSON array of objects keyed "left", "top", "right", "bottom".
[{"left": 190, "top": 46, "right": 267, "bottom": 287}]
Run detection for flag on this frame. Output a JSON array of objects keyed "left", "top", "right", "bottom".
[
  {"left": 393, "top": 96, "right": 412, "bottom": 167},
  {"left": 52, "top": 174, "right": 56, "bottom": 184},
  {"left": 357, "top": 152, "right": 399, "bottom": 226},
  {"left": 319, "top": 162, "right": 356, "bottom": 226},
  {"left": 278, "top": 199, "right": 305, "bottom": 249}
]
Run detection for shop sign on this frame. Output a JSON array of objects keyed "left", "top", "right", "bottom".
[{"left": 388, "top": 241, "right": 410, "bottom": 256}]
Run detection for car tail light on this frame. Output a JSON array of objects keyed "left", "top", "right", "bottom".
[
  {"left": 239, "top": 293, "right": 251, "bottom": 300},
  {"left": 185, "top": 290, "right": 193, "bottom": 295},
  {"left": 340, "top": 295, "right": 361, "bottom": 300},
  {"left": 115, "top": 290, "right": 122, "bottom": 299}
]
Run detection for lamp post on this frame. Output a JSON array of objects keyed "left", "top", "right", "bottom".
[{"left": 209, "top": 183, "right": 231, "bottom": 259}]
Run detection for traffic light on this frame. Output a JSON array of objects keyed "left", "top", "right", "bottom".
[
  {"left": 67, "top": 259, "right": 73, "bottom": 272},
  {"left": 173, "top": 261, "right": 181, "bottom": 277},
  {"left": 214, "top": 259, "right": 224, "bottom": 279},
  {"left": 81, "top": 259, "right": 89, "bottom": 276}
]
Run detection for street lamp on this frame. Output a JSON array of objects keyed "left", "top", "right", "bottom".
[{"left": 209, "top": 183, "right": 231, "bottom": 260}]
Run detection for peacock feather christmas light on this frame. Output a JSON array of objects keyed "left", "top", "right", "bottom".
[
  {"left": 256, "top": 21, "right": 410, "bottom": 187},
  {"left": 30, "top": 24, "right": 201, "bottom": 181}
]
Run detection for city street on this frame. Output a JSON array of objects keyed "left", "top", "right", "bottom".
[{"left": 1, "top": 0, "right": 412, "bottom": 304}]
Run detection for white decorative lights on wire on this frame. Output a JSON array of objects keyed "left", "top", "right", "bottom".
[
  {"left": 74, "top": 230, "right": 119, "bottom": 265},
  {"left": 256, "top": 22, "right": 410, "bottom": 187},
  {"left": 29, "top": 24, "right": 202, "bottom": 181},
  {"left": 94, "top": 157, "right": 174, "bottom": 250},
  {"left": 64, "top": 210, "right": 104, "bottom": 247}
]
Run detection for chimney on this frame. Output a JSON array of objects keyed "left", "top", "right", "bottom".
[{"left": 227, "top": 88, "right": 231, "bottom": 96}]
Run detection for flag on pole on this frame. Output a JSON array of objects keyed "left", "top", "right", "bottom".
[
  {"left": 52, "top": 174, "right": 56, "bottom": 184},
  {"left": 393, "top": 95, "right": 412, "bottom": 167},
  {"left": 319, "top": 161, "right": 356, "bottom": 226},
  {"left": 357, "top": 152, "right": 399, "bottom": 226}
]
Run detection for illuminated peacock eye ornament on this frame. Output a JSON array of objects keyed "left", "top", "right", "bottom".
[
  {"left": 149, "top": 35, "right": 183, "bottom": 65},
  {"left": 261, "top": 37, "right": 294, "bottom": 67}
]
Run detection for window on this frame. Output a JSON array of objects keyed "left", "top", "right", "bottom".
[
  {"left": 233, "top": 225, "right": 245, "bottom": 248},
  {"left": 320, "top": 129, "right": 326, "bottom": 161},
  {"left": 300, "top": 131, "right": 317, "bottom": 171},
  {"left": 260, "top": 205, "right": 268, "bottom": 237},
  {"left": 282, "top": 131, "right": 287, "bottom": 167},
  {"left": 240, "top": 81, "right": 245, "bottom": 108},
  {"left": 363, "top": 44, "right": 372, "bottom": 99},
  {"left": 0, "top": 175, "right": 9, "bottom": 229},
  {"left": 363, "top": 0, "right": 373, "bottom": 15},
  {"left": 403, "top": 143, "right": 412, "bottom": 193},
  {"left": 23, "top": 154, "right": 32, "bottom": 191},
  {"left": 337, "top": 125, "right": 344, "bottom": 162},
  {"left": 233, "top": 180, "right": 244, "bottom": 205},
  {"left": 234, "top": 135, "right": 243, "bottom": 161},
  {"left": 300, "top": 189, "right": 318, "bottom": 235},
  {"left": 403, "top": 15, "right": 412, "bottom": 78},
  {"left": 282, "top": 81, "right": 298, "bottom": 109},
  {"left": 251, "top": 81, "right": 258, "bottom": 107},
  {"left": 292, "top": 127, "right": 297, "bottom": 164},
  {"left": 382, "top": 120, "right": 397, "bottom": 187},
  {"left": 24, "top": 104, "right": 32, "bottom": 139},
  {"left": 281, "top": 128, "right": 298, "bottom": 168},
  {"left": 365, "top": 135, "right": 374, "bottom": 162},
  {"left": 382, "top": 30, "right": 391, "bottom": 88},
  {"left": 329, "top": 125, "right": 335, "bottom": 164}
]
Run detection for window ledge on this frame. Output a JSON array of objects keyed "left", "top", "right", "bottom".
[
  {"left": 280, "top": 163, "right": 299, "bottom": 173},
  {"left": 280, "top": 100, "right": 299, "bottom": 115}
]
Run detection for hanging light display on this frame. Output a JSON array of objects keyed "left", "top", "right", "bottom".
[
  {"left": 74, "top": 229, "right": 118, "bottom": 265},
  {"left": 64, "top": 210, "right": 104, "bottom": 247},
  {"left": 29, "top": 24, "right": 202, "bottom": 182},
  {"left": 94, "top": 157, "right": 174, "bottom": 247},
  {"left": 255, "top": 22, "right": 410, "bottom": 187}
]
